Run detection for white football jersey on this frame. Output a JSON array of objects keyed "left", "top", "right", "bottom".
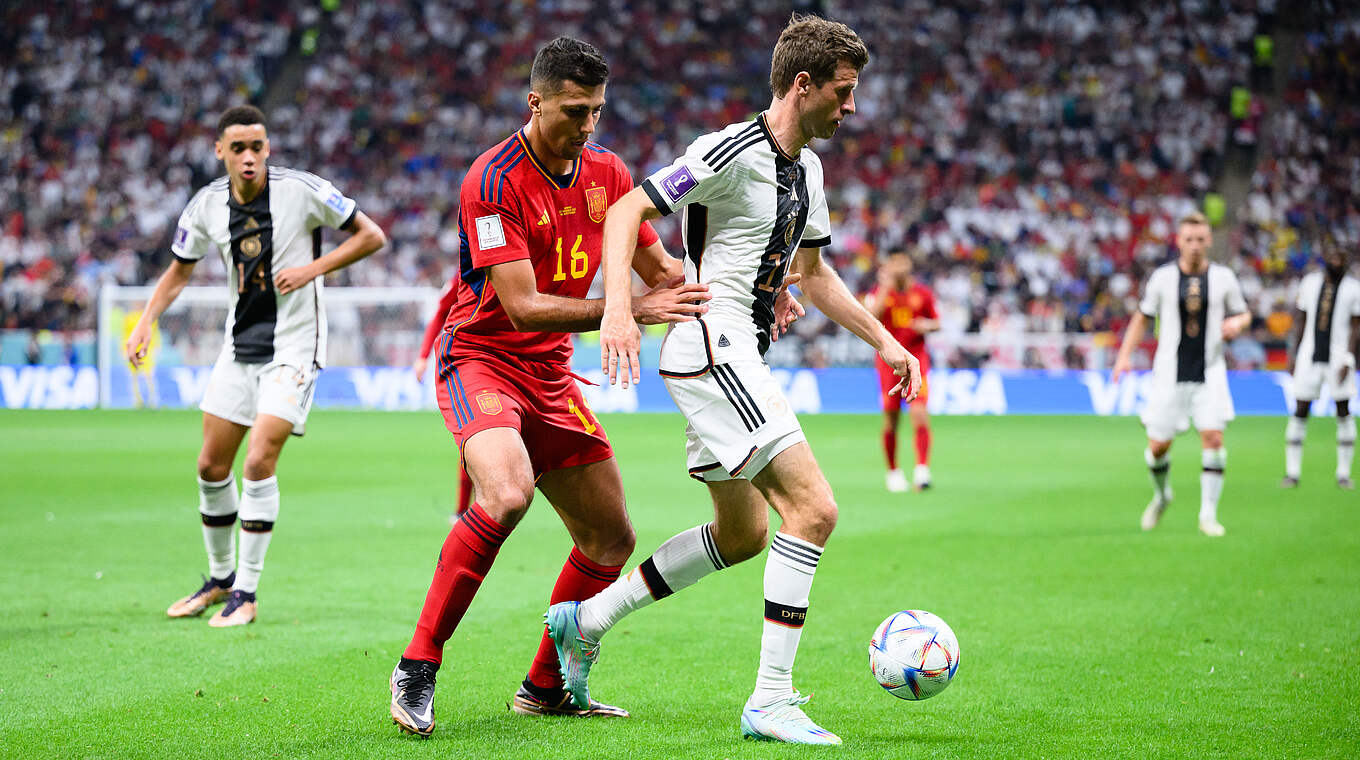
[
  {"left": 172, "top": 166, "right": 357, "bottom": 368},
  {"left": 1138, "top": 262, "right": 1247, "bottom": 387},
  {"left": 641, "top": 113, "right": 832, "bottom": 354},
  {"left": 1294, "top": 270, "right": 1360, "bottom": 366}
]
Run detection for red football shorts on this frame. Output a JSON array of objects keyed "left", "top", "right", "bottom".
[
  {"left": 877, "top": 354, "right": 929, "bottom": 410},
  {"left": 436, "top": 348, "right": 612, "bottom": 477}
]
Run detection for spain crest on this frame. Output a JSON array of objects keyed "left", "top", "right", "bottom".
[
  {"left": 476, "top": 392, "right": 503, "bottom": 415},
  {"left": 586, "top": 186, "right": 608, "bottom": 223}
]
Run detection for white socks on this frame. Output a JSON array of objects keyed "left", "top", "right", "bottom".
[
  {"left": 1338, "top": 415, "right": 1355, "bottom": 480},
  {"left": 1285, "top": 416, "right": 1307, "bottom": 480},
  {"left": 751, "top": 533, "right": 823, "bottom": 707},
  {"left": 1200, "top": 448, "right": 1226, "bottom": 523},
  {"left": 1145, "top": 448, "right": 1171, "bottom": 502},
  {"left": 236, "top": 476, "right": 280, "bottom": 594},
  {"left": 198, "top": 475, "right": 238, "bottom": 581},
  {"left": 577, "top": 523, "right": 727, "bottom": 641}
]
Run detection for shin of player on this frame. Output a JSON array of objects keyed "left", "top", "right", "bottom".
[
  {"left": 129, "top": 105, "right": 386, "bottom": 626},
  {"left": 1113, "top": 213, "right": 1248, "bottom": 537},
  {"left": 864, "top": 250, "right": 938, "bottom": 492},
  {"left": 1282, "top": 241, "right": 1359, "bottom": 489},
  {"left": 554, "top": 16, "right": 917, "bottom": 745}
]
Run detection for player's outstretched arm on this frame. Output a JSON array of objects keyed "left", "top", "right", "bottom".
[
  {"left": 792, "top": 245, "right": 920, "bottom": 400},
  {"left": 275, "top": 212, "right": 387, "bottom": 294},
  {"left": 126, "top": 259, "right": 196, "bottom": 368},
  {"left": 1111, "top": 311, "right": 1147, "bottom": 383},
  {"left": 487, "top": 257, "right": 707, "bottom": 335},
  {"left": 601, "top": 187, "right": 663, "bottom": 387}
]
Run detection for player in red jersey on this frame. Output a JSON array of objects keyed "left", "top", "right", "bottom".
[
  {"left": 414, "top": 278, "right": 474, "bottom": 520},
  {"left": 863, "top": 250, "right": 939, "bottom": 493},
  {"left": 387, "top": 37, "right": 714, "bottom": 735}
]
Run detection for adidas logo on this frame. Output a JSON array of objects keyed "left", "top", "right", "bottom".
[
  {"left": 717, "top": 334, "right": 731, "bottom": 347},
  {"left": 536, "top": 210, "right": 550, "bottom": 226}
]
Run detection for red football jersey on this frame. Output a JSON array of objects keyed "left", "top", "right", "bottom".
[
  {"left": 441, "top": 130, "right": 660, "bottom": 366},
  {"left": 872, "top": 282, "right": 937, "bottom": 357}
]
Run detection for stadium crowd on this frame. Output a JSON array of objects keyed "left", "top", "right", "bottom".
[{"left": 1, "top": 0, "right": 1355, "bottom": 369}]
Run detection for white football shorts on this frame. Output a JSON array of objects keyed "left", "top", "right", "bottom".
[
  {"left": 1292, "top": 358, "right": 1357, "bottom": 402},
  {"left": 659, "top": 319, "right": 804, "bottom": 482},
  {"left": 1140, "top": 378, "right": 1234, "bottom": 441},
  {"left": 199, "top": 351, "right": 317, "bottom": 436}
]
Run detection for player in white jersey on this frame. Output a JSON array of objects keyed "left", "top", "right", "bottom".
[
  {"left": 125, "top": 106, "right": 386, "bottom": 626},
  {"left": 547, "top": 16, "right": 919, "bottom": 745},
  {"left": 1282, "top": 240, "right": 1359, "bottom": 489},
  {"left": 1113, "top": 213, "right": 1250, "bottom": 537}
]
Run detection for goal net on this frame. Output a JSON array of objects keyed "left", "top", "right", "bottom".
[{"left": 97, "top": 284, "right": 440, "bottom": 409}]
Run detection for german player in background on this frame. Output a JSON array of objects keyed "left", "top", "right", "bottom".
[
  {"left": 1112, "top": 213, "right": 1249, "bottom": 537},
  {"left": 553, "top": 15, "right": 919, "bottom": 745},
  {"left": 863, "top": 250, "right": 939, "bottom": 493},
  {"left": 387, "top": 37, "right": 712, "bottom": 736},
  {"left": 1282, "top": 239, "right": 1359, "bottom": 490},
  {"left": 125, "top": 105, "right": 387, "bottom": 626},
  {"left": 414, "top": 277, "right": 474, "bottom": 519}
]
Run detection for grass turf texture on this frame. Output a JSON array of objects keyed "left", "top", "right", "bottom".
[{"left": 1, "top": 410, "right": 1357, "bottom": 759}]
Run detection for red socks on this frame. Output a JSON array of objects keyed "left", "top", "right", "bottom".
[
  {"left": 403, "top": 504, "right": 512, "bottom": 664},
  {"left": 526, "top": 547, "right": 623, "bottom": 690},
  {"left": 915, "top": 425, "right": 932, "bottom": 466},
  {"left": 883, "top": 429, "right": 897, "bottom": 470}
]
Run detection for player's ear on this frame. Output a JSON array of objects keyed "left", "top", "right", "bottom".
[
  {"left": 796, "top": 72, "right": 812, "bottom": 96},
  {"left": 213, "top": 139, "right": 224, "bottom": 161},
  {"left": 527, "top": 91, "right": 541, "bottom": 116},
  {"left": 261, "top": 137, "right": 271, "bottom": 160}
]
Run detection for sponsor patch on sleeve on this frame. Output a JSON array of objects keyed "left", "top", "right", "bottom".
[
  {"left": 475, "top": 214, "right": 507, "bottom": 250},
  {"left": 174, "top": 227, "right": 188, "bottom": 247},
  {"left": 660, "top": 165, "right": 697, "bottom": 203}
]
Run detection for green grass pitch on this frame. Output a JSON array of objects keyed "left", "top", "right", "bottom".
[{"left": 1, "top": 410, "right": 1357, "bottom": 759}]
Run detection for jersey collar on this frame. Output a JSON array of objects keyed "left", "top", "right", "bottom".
[
  {"left": 757, "top": 112, "right": 799, "bottom": 162},
  {"left": 515, "top": 129, "right": 580, "bottom": 190}
]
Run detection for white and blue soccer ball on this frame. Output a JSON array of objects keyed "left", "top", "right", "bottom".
[{"left": 868, "top": 609, "right": 960, "bottom": 700}]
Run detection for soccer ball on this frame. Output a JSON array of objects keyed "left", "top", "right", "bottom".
[{"left": 868, "top": 610, "right": 960, "bottom": 700}]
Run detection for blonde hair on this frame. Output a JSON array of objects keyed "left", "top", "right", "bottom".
[{"left": 1178, "top": 212, "right": 1210, "bottom": 228}]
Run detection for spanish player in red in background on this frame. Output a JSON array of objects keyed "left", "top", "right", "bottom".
[
  {"left": 414, "top": 278, "right": 474, "bottom": 521},
  {"left": 387, "top": 37, "right": 714, "bottom": 736},
  {"left": 863, "top": 250, "right": 939, "bottom": 492}
]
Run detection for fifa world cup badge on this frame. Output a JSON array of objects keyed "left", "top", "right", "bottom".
[{"left": 586, "top": 186, "right": 608, "bottom": 223}]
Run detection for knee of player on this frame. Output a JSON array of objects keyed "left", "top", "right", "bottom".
[
  {"left": 478, "top": 483, "right": 534, "bottom": 523},
  {"left": 242, "top": 452, "right": 280, "bottom": 481},
  {"left": 1201, "top": 432, "right": 1224, "bottom": 450},
  {"left": 714, "top": 523, "right": 767, "bottom": 565},
  {"left": 196, "top": 456, "right": 231, "bottom": 483}
]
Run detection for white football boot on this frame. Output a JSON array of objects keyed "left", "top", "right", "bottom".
[
  {"left": 885, "top": 469, "right": 909, "bottom": 493},
  {"left": 1140, "top": 488, "right": 1172, "bottom": 531},
  {"left": 740, "top": 692, "right": 841, "bottom": 745}
]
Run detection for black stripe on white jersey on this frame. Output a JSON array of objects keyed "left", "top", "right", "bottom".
[
  {"left": 710, "top": 133, "right": 764, "bottom": 172},
  {"left": 269, "top": 166, "right": 324, "bottom": 192},
  {"left": 684, "top": 204, "right": 708, "bottom": 273},
  {"left": 1313, "top": 271, "right": 1343, "bottom": 364},
  {"left": 228, "top": 184, "right": 277, "bottom": 363},
  {"left": 750, "top": 150, "right": 809, "bottom": 354},
  {"left": 702, "top": 122, "right": 760, "bottom": 166},
  {"left": 1176, "top": 269, "right": 1207, "bottom": 383}
]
